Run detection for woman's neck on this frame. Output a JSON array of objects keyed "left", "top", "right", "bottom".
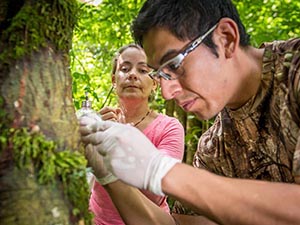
[{"left": 119, "top": 100, "right": 150, "bottom": 124}]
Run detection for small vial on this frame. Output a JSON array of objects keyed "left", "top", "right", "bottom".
[
  {"left": 76, "top": 92, "right": 95, "bottom": 118},
  {"left": 76, "top": 92, "right": 101, "bottom": 187}
]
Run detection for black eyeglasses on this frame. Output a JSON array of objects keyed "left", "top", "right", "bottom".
[{"left": 149, "top": 23, "right": 218, "bottom": 81}]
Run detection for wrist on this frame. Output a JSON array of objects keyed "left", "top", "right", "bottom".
[
  {"left": 146, "top": 153, "right": 180, "bottom": 196},
  {"left": 95, "top": 173, "right": 118, "bottom": 185}
]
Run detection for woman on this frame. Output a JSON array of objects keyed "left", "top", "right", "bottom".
[{"left": 89, "top": 44, "right": 185, "bottom": 225}]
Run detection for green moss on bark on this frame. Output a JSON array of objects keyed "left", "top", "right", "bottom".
[
  {"left": 0, "top": 124, "right": 92, "bottom": 224},
  {"left": 0, "top": 0, "right": 79, "bottom": 62}
]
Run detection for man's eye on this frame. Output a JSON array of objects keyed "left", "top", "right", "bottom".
[{"left": 167, "top": 62, "right": 180, "bottom": 71}]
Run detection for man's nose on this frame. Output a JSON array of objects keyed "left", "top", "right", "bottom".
[{"left": 160, "top": 79, "right": 182, "bottom": 100}]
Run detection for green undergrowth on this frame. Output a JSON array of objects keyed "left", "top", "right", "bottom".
[{"left": 1, "top": 124, "right": 92, "bottom": 224}]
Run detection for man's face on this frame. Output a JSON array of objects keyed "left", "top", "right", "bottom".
[{"left": 143, "top": 26, "right": 236, "bottom": 120}]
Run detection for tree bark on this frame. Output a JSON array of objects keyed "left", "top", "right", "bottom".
[{"left": 0, "top": 0, "right": 86, "bottom": 224}]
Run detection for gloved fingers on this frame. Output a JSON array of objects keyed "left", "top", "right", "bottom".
[
  {"left": 97, "top": 120, "right": 124, "bottom": 130},
  {"left": 84, "top": 144, "right": 109, "bottom": 177},
  {"left": 81, "top": 121, "right": 168, "bottom": 191},
  {"left": 80, "top": 116, "right": 119, "bottom": 130},
  {"left": 80, "top": 120, "right": 127, "bottom": 150},
  {"left": 84, "top": 144, "right": 97, "bottom": 163},
  {"left": 84, "top": 144, "right": 98, "bottom": 171},
  {"left": 79, "top": 124, "right": 94, "bottom": 136},
  {"left": 81, "top": 112, "right": 102, "bottom": 122},
  {"left": 81, "top": 132, "right": 104, "bottom": 146},
  {"left": 79, "top": 115, "right": 94, "bottom": 126},
  {"left": 79, "top": 116, "right": 112, "bottom": 135},
  {"left": 79, "top": 116, "right": 101, "bottom": 133}
]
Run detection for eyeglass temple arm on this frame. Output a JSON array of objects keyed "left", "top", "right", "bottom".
[{"left": 183, "top": 23, "right": 218, "bottom": 56}]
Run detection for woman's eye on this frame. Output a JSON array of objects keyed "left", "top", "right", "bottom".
[
  {"left": 120, "top": 66, "right": 129, "bottom": 73},
  {"left": 140, "top": 69, "right": 150, "bottom": 74}
]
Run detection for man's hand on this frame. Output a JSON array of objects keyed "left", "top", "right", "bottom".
[{"left": 79, "top": 116, "right": 180, "bottom": 196}]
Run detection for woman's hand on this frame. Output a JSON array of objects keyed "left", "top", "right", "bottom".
[{"left": 99, "top": 106, "right": 125, "bottom": 123}]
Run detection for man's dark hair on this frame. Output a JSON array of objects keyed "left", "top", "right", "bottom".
[{"left": 131, "top": 0, "right": 250, "bottom": 54}]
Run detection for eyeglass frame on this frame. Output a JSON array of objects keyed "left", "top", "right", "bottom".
[{"left": 148, "top": 23, "right": 218, "bottom": 81}]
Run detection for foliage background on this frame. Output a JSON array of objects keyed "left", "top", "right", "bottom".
[{"left": 71, "top": 0, "right": 300, "bottom": 163}]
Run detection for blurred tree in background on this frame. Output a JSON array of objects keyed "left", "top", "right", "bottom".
[{"left": 71, "top": 0, "right": 300, "bottom": 164}]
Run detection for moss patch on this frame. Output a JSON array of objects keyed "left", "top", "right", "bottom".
[
  {"left": 0, "top": 0, "right": 78, "bottom": 62},
  {"left": 1, "top": 126, "right": 92, "bottom": 224}
]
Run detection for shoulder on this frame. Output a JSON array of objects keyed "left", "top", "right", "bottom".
[
  {"left": 260, "top": 38, "right": 300, "bottom": 76},
  {"left": 146, "top": 113, "right": 185, "bottom": 159},
  {"left": 157, "top": 113, "right": 180, "bottom": 122},
  {"left": 260, "top": 38, "right": 300, "bottom": 52},
  {"left": 262, "top": 38, "right": 300, "bottom": 126},
  {"left": 154, "top": 113, "right": 184, "bottom": 130},
  {"left": 144, "top": 113, "right": 184, "bottom": 139}
]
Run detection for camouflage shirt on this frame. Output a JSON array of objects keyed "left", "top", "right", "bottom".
[{"left": 172, "top": 38, "right": 300, "bottom": 215}]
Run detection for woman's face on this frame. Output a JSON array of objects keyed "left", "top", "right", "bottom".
[{"left": 113, "top": 47, "right": 156, "bottom": 102}]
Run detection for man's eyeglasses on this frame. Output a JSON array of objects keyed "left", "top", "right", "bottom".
[{"left": 149, "top": 23, "right": 218, "bottom": 81}]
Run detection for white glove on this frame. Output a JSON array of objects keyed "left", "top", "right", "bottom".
[
  {"left": 79, "top": 116, "right": 180, "bottom": 196},
  {"left": 84, "top": 144, "right": 118, "bottom": 185},
  {"left": 78, "top": 113, "right": 117, "bottom": 185}
]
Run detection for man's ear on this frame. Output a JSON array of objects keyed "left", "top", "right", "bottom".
[
  {"left": 112, "top": 74, "right": 116, "bottom": 88},
  {"left": 152, "top": 78, "right": 158, "bottom": 91},
  {"left": 214, "top": 18, "right": 240, "bottom": 58}
]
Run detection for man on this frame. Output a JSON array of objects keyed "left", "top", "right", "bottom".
[{"left": 80, "top": 0, "right": 300, "bottom": 224}]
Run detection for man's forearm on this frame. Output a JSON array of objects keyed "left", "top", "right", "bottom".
[
  {"left": 172, "top": 214, "right": 219, "bottom": 225},
  {"left": 162, "top": 163, "right": 300, "bottom": 225}
]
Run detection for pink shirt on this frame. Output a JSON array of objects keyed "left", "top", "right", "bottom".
[{"left": 89, "top": 114, "right": 185, "bottom": 225}]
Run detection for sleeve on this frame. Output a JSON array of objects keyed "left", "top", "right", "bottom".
[
  {"left": 289, "top": 39, "right": 300, "bottom": 183},
  {"left": 293, "top": 137, "right": 300, "bottom": 183}
]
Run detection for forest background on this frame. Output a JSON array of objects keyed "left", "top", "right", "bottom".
[
  {"left": 0, "top": 0, "right": 299, "bottom": 224},
  {"left": 72, "top": 0, "right": 300, "bottom": 164}
]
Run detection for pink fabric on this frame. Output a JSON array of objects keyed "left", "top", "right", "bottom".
[{"left": 89, "top": 114, "right": 185, "bottom": 225}]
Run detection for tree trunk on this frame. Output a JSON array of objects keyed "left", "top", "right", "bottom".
[{"left": 0, "top": 1, "right": 89, "bottom": 224}]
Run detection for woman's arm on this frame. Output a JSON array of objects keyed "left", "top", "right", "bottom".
[
  {"left": 105, "top": 181, "right": 218, "bottom": 225},
  {"left": 104, "top": 181, "right": 176, "bottom": 225},
  {"left": 103, "top": 117, "right": 185, "bottom": 225}
]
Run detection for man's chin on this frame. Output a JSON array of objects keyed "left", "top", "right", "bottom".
[{"left": 193, "top": 111, "right": 218, "bottom": 121}]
